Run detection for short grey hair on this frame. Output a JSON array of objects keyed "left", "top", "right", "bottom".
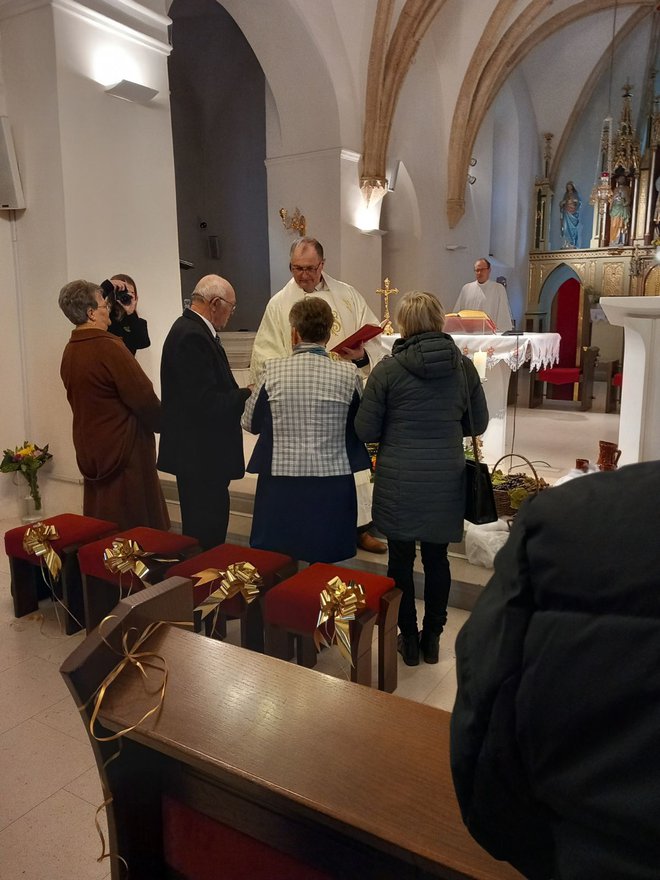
[
  {"left": 59, "top": 279, "right": 101, "bottom": 326},
  {"left": 290, "top": 237, "right": 324, "bottom": 261}
]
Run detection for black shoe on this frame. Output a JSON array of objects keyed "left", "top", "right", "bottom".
[
  {"left": 397, "top": 632, "right": 420, "bottom": 666},
  {"left": 420, "top": 631, "right": 440, "bottom": 664}
]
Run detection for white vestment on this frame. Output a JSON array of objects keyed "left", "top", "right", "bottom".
[
  {"left": 454, "top": 279, "right": 513, "bottom": 331},
  {"left": 250, "top": 273, "right": 386, "bottom": 528}
]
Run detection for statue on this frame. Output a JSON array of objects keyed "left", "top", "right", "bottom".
[
  {"left": 559, "top": 181, "right": 581, "bottom": 248},
  {"left": 609, "top": 176, "right": 632, "bottom": 245}
]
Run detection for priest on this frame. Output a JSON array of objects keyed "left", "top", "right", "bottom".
[
  {"left": 249, "top": 237, "right": 388, "bottom": 554},
  {"left": 454, "top": 258, "right": 513, "bottom": 331}
]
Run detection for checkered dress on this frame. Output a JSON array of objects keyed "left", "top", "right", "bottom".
[{"left": 241, "top": 346, "right": 363, "bottom": 477}]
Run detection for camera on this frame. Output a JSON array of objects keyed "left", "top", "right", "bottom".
[{"left": 115, "top": 289, "right": 133, "bottom": 306}]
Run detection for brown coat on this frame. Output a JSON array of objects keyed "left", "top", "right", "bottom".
[{"left": 60, "top": 329, "right": 169, "bottom": 530}]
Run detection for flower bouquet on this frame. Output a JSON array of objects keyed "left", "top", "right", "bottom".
[{"left": 1, "top": 441, "right": 53, "bottom": 513}]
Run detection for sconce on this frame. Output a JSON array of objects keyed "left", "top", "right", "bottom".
[
  {"left": 105, "top": 79, "right": 158, "bottom": 103},
  {"left": 279, "top": 207, "right": 306, "bottom": 237},
  {"left": 467, "top": 174, "right": 477, "bottom": 186}
]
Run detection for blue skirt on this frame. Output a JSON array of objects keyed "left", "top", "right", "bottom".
[{"left": 250, "top": 474, "right": 356, "bottom": 563}]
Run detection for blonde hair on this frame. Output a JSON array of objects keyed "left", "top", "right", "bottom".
[{"left": 396, "top": 291, "right": 446, "bottom": 338}]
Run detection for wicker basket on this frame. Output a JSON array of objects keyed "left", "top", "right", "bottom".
[{"left": 491, "top": 454, "right": 541, "bottom": 518}]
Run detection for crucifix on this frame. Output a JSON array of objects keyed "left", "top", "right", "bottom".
[{"left": 377, "top": 277, "right": 399, "bottom": 335}]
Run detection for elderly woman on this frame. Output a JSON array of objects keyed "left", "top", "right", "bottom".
[
  {"left": 59, "top": 279, "right": 169, "bottom": 530},
  {"left": 241, "top": 296, "right": 370, "bottom": 563},
  {"left": 355, "top": 291, "right": 488, "bottom": 666}
]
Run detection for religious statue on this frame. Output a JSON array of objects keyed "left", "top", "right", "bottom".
[
  {"left": 608, "top": 176, "right": 632, "bottom": 246},
  {"left": 559, "top": 181, "right": 581, "bottom": 248}
]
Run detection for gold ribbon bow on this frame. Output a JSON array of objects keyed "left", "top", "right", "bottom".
[
  {"left": 314, "top": 576, "right": 366, "bottom": 665},
  {"left": 193, "top": 562, "right": 262, "bottom": 621},
  {"left": 23, "top": 522, "right": 62, "bottom": 580},
  {"left": 103, "top": 538, "right": 151, "bottom": 581}
]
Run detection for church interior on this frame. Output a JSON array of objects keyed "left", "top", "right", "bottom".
[{"left": 1, "top": 0, "right": 659, "bottom": 877}]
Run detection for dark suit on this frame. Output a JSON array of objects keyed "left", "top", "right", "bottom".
[{"left": 158, "top": 309, "right": 250, "bottom": 548}]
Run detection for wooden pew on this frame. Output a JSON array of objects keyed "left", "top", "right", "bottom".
[{"left": 60, "top": 579, "right": 523, "bottom": 880}]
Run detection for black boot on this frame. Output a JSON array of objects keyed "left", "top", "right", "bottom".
[
  {"left": 397, "top": 632, "right": 420, "bottom": 666},
  {"left": 420, "top": 630, "right": 440, "bottom": 664}
]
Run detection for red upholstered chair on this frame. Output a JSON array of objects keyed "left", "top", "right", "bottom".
[
  {"left": 77, "top": 526, "right": 201, "bottom": 633},
  {"left": 529, "top": 278, "right": 598, "bottom": 411},
  {"left": 608, "top": 368, "right": 623, "bottom": 413},
  {"left": 166, "top": 544, "right": 297, "bottom": 652},
  {"left": 4, "top": 513, "right": 118, "bottom": 634},
  {"left": 263, "top": 563, "right": 401, "bottom": 692}
]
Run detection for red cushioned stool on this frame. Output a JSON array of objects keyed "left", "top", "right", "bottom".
[
  {"left": 4, "top": 514, "right": 118, "bottom": 635},
  {"left": 77, "top": 527, "right": 201, "bottom": 633},
  {"left": 264, "top": 563, "right": 401, "bottom": 691},
  {"left": 167, "top": 544, "right": 297, "bottom": 652}
]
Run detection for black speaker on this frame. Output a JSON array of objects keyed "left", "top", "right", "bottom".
[{"left": 0, "top": 117, "right": 25, "bottom": 210}]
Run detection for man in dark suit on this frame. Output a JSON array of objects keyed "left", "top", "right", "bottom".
[{"left": 158, "top": 275, "right": 251, "bottom": 548}]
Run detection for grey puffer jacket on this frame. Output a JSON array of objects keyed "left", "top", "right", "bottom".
[{"left": 355, "top": 332, "right": 488, "bottom": 544}]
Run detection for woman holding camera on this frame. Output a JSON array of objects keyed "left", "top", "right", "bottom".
[
  {"left": 59, "top": 278, "right": 169, "bottom": 530},
  {"left": 101, "top": 273, "right": 150, "bottom": 356}
]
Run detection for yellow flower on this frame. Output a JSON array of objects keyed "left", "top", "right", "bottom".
[{"left": 16, "top": 444, "right": 35, "bottom": 458}]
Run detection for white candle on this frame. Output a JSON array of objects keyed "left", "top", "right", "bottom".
[{"left": 473, "top": 350, "right": 487, "bottom": 380}]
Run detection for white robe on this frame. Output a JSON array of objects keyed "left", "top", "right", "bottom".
[
  {"left": 454, "top": 279, "right": 513, "bottom": 331},
  {"left": 249, "top": 273, "right": 387, "bottom": 384},
  {"left": 250, "top": 273, "right": 386, "bottom": 528}
]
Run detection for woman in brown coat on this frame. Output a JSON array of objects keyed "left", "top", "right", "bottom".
[{"left": 58, "top": 279, "right": 169, "bottom": 530}]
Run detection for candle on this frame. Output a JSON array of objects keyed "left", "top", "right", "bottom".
[{"left": 473, "top": 350, "right": 487, "bottom": 380}]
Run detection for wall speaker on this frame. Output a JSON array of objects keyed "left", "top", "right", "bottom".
[{"left": 0, "top": 117, "right": 25, "bottom": 210}]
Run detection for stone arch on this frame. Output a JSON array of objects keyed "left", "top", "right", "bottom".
[{"left": 538, "top": 263, "right": 583, "bottom": 322}]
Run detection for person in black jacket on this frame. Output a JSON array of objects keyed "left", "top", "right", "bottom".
[
  {"left": 158, "top": 275, "right": 251, "bottom": 549},
  {"left": 355, "top": 291, "right": 488, "bottom": 666},
  {"left": 450, "top": 461, "right": 660, "bottom": 880},
  {"left": 100, "top": 274, "right": 150, "bottom": 356}
]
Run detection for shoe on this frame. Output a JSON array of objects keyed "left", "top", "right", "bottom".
[
  {"left": 358, "top": 532, "right": 387, "bottom": 554},
  {"left": 420, "top": 631, "right": 440, "bottom": 664},
  {"left": 397, "top": 633, "right": 420, "bottom": 666}
]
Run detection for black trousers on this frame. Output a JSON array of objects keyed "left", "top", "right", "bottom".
[
  {"left": 176, "top": 465, "right": 230, "bottom": 550},
  {"left": 387, "top": 539, "right": 451, "bottom": 637}
]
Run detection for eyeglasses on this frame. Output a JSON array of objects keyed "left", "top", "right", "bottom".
[
  {"left": 290, "top": 262, "right": 322, "bottom": 274},
  {"left": 213, "top": 295, "right": 236, "bottom": 313}
]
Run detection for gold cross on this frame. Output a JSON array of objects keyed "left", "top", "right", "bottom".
[{"left": 376, "top": 277, "right": 399, "bottom": 335}]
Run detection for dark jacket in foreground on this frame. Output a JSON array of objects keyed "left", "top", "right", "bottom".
[
  {"left": 158, "top": 309, "right": 250, "bottom": 481},
  {"left": 450, "top": 461, "right": 660, "bottom": 880},
  {"left": 354, "top": 331, "right": 488, "bottom": 544}
]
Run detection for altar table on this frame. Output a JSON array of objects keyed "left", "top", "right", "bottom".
[{"left": 380, "top": 333, "right": 560, "bottom": 463}]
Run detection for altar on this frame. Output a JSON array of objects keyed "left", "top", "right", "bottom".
[{"left": 380, "top": 332, "right": 561, "bottom": 463}]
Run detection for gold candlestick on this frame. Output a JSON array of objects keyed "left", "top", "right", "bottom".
[{"left": 377, "top": 277, "right": 399, "bottom": 335}]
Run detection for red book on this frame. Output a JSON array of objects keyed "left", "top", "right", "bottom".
[{"left": 330, "top": 324, "right": 384, "bottom": 353}]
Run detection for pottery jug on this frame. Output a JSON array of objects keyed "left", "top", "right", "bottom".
[{"left": 597, "top": 440, "right": 621, "bottom": 471}]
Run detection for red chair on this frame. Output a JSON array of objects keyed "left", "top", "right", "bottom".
[
  {"left": 77, "top": 526, "right": 201, "bottom": 633},
  {"left": 530, "top": 278, "right": 598, "bottom": 411},
  {"left": 263, "top": 563, "right": 401, "bottom": 691},
  {"left": 167, "top": 544, "right": 297, "bottom": 652},
  {"left": 4, "top": 513, "right": 118, "bottom": 634}
]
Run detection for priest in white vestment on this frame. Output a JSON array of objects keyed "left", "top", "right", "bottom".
[
  {"left": 453, "top": 258, "right": 513, "bottom": 331},
  {"left": 249, "top": 236, "right": 388, "bottom": 554}
]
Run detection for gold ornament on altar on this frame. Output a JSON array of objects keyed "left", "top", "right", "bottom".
[
  {"left": 279, "top": 207, "right": 306, "bottom": 237},
  {"left": 377, "top": 277, "right": 399, "bottom": 335}
]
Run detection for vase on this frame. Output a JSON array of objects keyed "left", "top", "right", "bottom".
[{"left": 22, "top": 494, "right": 45, "bottom": 524}]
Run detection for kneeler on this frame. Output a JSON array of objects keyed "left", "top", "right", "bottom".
[
  {"left": 77, "top": 526, "right": 201, "bottom": 633},
  {"left": 4, "top": 513, "right": 118, "bottom": 635},
  {"left": 166, "top": 544, "right": 297, "bottom": 652},
  {"left": 263, "top": 563, "right": 401, "bottom": 691}
]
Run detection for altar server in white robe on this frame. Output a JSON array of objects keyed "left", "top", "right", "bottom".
[
  {"left": 454, "top": 258, "right": 513, "bottom": 332},
  {"left": 250, "top": 236, "right": 388, "bottom": 554}
]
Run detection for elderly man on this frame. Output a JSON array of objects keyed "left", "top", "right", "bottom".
[
  {"left": 158, "top": 275, "right": 251, "bottom": 549},
  {"left": 249, "top": 236, "right": 388, "bottom": 554},
  {"left": 453, "top": 258, "right": 513, "bottom": 331}
]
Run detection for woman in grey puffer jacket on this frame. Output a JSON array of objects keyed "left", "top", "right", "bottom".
[{"left": 355, "top": 291, "right": 488, "bottom": 667}]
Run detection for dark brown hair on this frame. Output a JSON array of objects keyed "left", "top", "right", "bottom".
[{"left": 289, "top": 296, "right": 333, "bottom": 344}]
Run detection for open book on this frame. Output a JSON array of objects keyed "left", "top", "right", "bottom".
[
  {"left": 330, "top": 323, "right": 384, "bottom": 353},
  {"left": 444, "top": 310, "right": 497, "bottom": 334}
]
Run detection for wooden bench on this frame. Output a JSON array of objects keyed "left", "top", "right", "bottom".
[{"left": 60, "top": 579, "right": 523, "bottom": 880}]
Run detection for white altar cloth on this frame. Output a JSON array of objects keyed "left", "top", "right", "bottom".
[{"left": 380, "top": 332, "right": 561, "bottom": 463}]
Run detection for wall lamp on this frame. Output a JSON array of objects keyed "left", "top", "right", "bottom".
[{"left": 105, "top": 79, "right": 158, "bottom": 103}]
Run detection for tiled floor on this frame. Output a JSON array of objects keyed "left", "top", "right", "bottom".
[{"left": 0, "top": 387, "right": 620, "bottom": 877}]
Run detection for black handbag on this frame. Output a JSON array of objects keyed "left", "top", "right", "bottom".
[{"left": 462, "top": 362, "right": 498, "bottom": 524}]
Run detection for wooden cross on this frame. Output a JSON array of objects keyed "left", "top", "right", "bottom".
[{"left": 377, "top": 277, "right": 399, "bottom": 335}]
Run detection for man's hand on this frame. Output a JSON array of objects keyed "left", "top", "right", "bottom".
[{"left": 335, "top": 342, "right": 365, "bottom": 362}]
